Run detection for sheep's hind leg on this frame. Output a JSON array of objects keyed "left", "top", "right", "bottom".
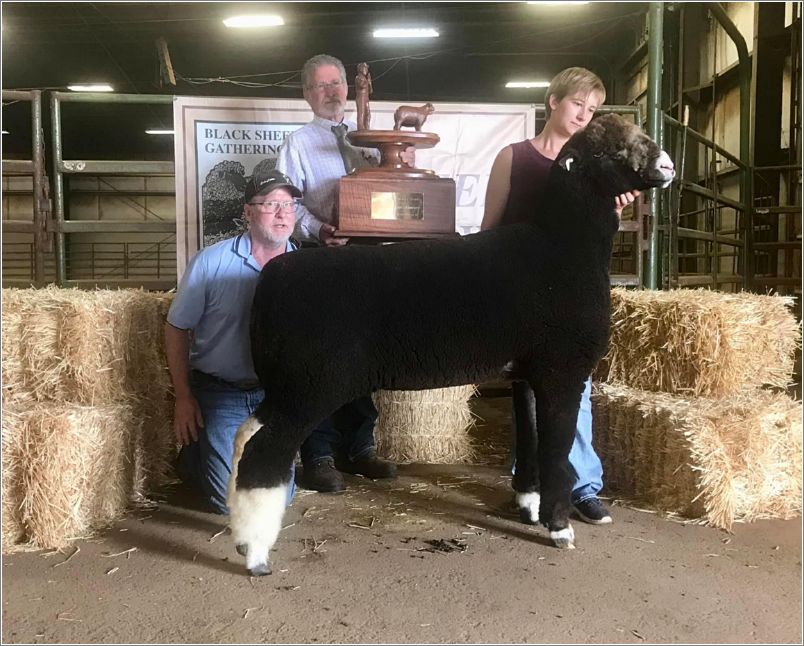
[
  {"left": 511, "top": 381, "right": 541, "bottom": 525},
  {"left": 227, "top": 405, "right": 303, "bottom": 576},
  {"left": 531, "top": 375, "right": 585, "bottom": 549}
]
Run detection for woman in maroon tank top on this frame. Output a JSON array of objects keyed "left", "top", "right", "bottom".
[{"left": 481, "top": 67, "right": 638, "bottom": 230}]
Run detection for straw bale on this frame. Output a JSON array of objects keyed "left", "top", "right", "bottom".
[
  {"left": 2, "top": 407, "right": 27, "bottom": 551},
  {"left": 2, "top": 286, "right": 173, "bottom": 407},
  {"left": 57, "top": 288, "right": 171, "bottom": 405},
  {"left": 373, "top": 386, "right": 477, "bottom": 464},
  {"left": 592, "top": 382, "right": 803, "bottom": 529},
  {"left": 7, "top": 403, "right": 135, "bottom": 550},
  {"left": 2, "top": 287, "right": 70, "bottom": 404},
  {"left": 129, "top": 392, "right": 178, "bottom": 501},
  {"left": 597, "top": 288, "right": 800, "bottom": 397},
  {"left": 2, "top": 288, "right": 177, "bottom": 551},
  {"left": 2, "top": 398, "right": 177, "bottom": 553}
]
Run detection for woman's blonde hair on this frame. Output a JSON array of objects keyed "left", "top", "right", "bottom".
[{"left": 544, "top": 67, "right": 606, "bottom": 118}]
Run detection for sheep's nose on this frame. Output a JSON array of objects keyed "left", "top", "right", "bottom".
[{"left": 657, "top": 150, "right": 675, "bottom": 176}]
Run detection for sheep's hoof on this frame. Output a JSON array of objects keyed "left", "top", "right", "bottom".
[
  {"left": 549, "top": 525, "right": 576, "bottom": 549},
  {"left": 235, "top": 543, "right": 248, "bottom": 557},
  {"left": 515, "top": 491, "right": 540, "bottom": 525},
  {"left": 248, "top": 562, "right": 272, "bottom": 577}
]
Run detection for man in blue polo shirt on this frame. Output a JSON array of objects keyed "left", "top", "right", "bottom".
[{"left": 164, "top": 170, "right": 301, "bottom": 514}]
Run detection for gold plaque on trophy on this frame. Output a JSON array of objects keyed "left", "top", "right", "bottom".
[{"left": 370, "top": 192, "right": 424, "bottom": 221}]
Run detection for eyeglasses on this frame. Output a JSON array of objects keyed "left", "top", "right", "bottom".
[
  {"left": 307, "top": 79, "right": 345, "bottom": 92},
  {"left": 248, "top": 199, "right": 298, "bottom": 213}
]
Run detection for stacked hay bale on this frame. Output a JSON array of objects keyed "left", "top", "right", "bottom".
[
  {"left": 373, "top": 386, "right": 477, "bottom": 464},
  {"left": 593, "top": 288, "right": 802, "bottom": 529},
  {"left": 2, "top": 286, "right": 177, "bottom": 551}
]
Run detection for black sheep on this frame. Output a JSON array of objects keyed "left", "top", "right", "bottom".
[{"left": 227, "top": 114, "right": 675, "bottom": 576}]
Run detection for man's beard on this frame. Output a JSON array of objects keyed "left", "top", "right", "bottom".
[
  {"left": 320, "top": 99, "right": 344, "bottom": 120},
  {"left": 253, "top": 224, "right": 291, "bottom": 247}
]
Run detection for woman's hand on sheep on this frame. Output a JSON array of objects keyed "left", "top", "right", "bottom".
[
  {"left": 614, "top": 190, "right": 641, "bottom": 216},
  {"left": 319, "top": 223, "right": 349, "bottom": 247},
  {"left": 174, "top": 394, "right": 204, "bottom": 445}
]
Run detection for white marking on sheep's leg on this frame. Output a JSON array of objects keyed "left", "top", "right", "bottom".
[
  {"left": 229, "top": 485, "right": 288, "bottom": 575},
  {"left": 516, "top": 491, "right": 540, "bottom": 525},
  {"left": 227, "top": 416, "right": 287, "bottom": 575},
  {"left": 226, "top": 416, "right": 261, "bottom": 507},
  {"left": 550, "top": 523, "right": 576, "bottom": 550}
]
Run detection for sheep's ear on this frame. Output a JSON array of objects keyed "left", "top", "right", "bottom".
[{"left": 558, "top": 155, "right": 575, "bottom": 172}]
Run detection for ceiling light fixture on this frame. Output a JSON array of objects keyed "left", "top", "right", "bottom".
[
  {"left": 373, "top": 28, "right": 439, "bottom": 38},
  {"left": 526, "top": 2, "right": 590, "bottom": 5},
  {"left": 68, "top": 84, "right": 114, "bottom": 92},
  {"left": 145, "top": 129, "right": 174, "bottom": 135},
  {"left": 223, "top": 15, "right": 284, "bottom": 28},
  {"left": 505, "top": 81, "right": 551, "bottom": 88}
]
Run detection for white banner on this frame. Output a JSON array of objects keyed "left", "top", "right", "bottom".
[{"left": 174, "top": 96, "right": 535, "bottom": 277}]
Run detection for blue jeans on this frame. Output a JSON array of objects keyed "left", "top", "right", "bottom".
[
  {"left": 512, "top": 377, "right": 603, "bottom": 504},
  {"left": 300, "top": 395, "right": 377, "bottom": 466},
  {"left": 176, "top": 373, "right": 296, "bottom": 514}
]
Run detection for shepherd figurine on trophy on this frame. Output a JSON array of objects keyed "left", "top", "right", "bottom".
[{"left": 336, "top": 62, "right": 456, "bottom": 239}]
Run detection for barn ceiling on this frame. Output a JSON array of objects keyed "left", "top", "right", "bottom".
[{"left": 1, "top": 1, "right": 648, "bottom": 158}]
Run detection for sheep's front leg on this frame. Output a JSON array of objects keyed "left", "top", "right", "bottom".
[
  {"left": 511, "top": 381, "right": 541, "bottom": 525},
  {"left": 531, "top": 376, "right": 586, "bottom": 549},
  {"left": 227, "top": 411, "right": 296, "bottom": 576}
]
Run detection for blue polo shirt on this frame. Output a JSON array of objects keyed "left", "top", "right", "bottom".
[{"left": 167, "top": 233, "right": 296, "bottom": 383}]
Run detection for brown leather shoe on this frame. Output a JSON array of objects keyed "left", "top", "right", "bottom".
[
  {"left": 339, "top": 450, "right": 398, "bottom": 479},
  {"left": 301, "top": 458, "right": 345, "bottom": 493}
]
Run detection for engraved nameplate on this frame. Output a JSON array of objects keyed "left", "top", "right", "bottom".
[{"left": 370, "top": 192, "right": 424, "bottom": 220}]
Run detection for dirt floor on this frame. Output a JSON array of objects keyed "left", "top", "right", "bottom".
[{"left": 2, "top": 397, "right": 802, "bottom": 644}]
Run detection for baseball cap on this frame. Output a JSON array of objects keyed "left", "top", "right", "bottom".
[{"left": 244, "top": 169, "right": 303, "bottom": 203}]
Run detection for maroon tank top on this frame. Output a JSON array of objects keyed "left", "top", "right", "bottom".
[{"left": 499, "top": 140, "right": 554, "bottom": 226}]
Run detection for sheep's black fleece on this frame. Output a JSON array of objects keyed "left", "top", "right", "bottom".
[{"left": 237, "top": 114, "right": 671, "bottom": 533}]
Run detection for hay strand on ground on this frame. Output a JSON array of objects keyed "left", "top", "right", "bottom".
[
  {"left": 592, "top": 382, "right": 803, "bottom": 529},
  {"left": 374, "top": 386, "right": 477, "bottom": 464},
  {"left": 597, "top": 288, "right": 800, "bottom": 397}
]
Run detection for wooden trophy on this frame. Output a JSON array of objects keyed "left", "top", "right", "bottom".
[{"left": 336, "top": 63, "right": 456, "bottom": 239}]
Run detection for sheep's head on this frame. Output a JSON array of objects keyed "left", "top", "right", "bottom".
[{"left": 556, "top": 114, "right": 675, "bottom": 196}]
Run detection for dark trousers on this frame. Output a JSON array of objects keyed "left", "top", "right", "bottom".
[{"left": 300, "top": 395, "right": 378, "bottom": 466}]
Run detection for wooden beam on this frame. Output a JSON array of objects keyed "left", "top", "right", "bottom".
[{"left": 156, "top": 37, "right": 176, "bottom": 87}]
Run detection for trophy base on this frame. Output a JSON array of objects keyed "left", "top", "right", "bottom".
[{"left": 337, "top": 174, "right": 456, "bottom": 238}]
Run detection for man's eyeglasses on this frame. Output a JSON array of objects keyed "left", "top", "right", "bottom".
[
  {"left": 307, "top": 79, "right": 345, "bottom": 92},
  {"left": 248, "top": 200, "right": 299, "bottom": 213}
]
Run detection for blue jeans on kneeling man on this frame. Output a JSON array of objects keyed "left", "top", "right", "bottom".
[{"left": 175, "top": 372, "right": 296, "bottom": 515}]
